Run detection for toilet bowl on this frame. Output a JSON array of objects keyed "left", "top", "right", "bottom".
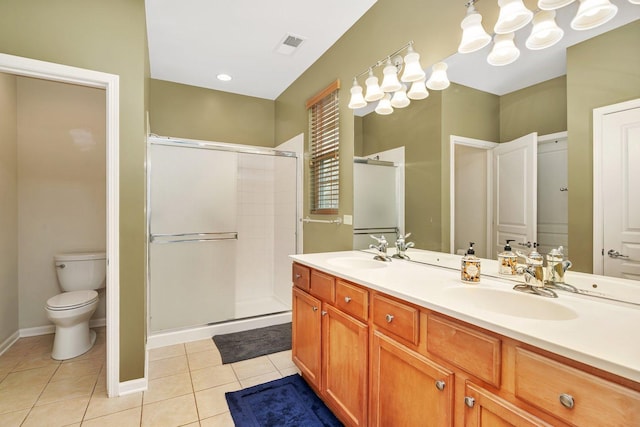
[{"left": 45, "top": 252, "right": 106, "bottom": 360}]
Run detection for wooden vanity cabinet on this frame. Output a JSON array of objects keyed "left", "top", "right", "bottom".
[
  {"left": 292, "top": 263, "right": 640, "bottom": 427},
  {"left": 292, "top": 264, "right": 369, "bottom": 426}
]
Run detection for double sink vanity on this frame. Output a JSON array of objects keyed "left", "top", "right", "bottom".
[{"left": 290, "top": 249, "right": 640, "bottom": 426}]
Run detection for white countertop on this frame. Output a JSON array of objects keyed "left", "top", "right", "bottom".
[{"left": 290, "top": 250, "right": 640, "bottom": 383}]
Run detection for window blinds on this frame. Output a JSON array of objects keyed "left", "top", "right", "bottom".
[{"left": 308, "top": 81, "right": 340, "bottom": 214}]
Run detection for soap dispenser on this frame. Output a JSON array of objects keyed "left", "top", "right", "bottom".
[
  {"left": 498, "top": 239, "right": 517, "bottom": 275},
  {"left": 461, "top": 242, "right": 481, "bottom": 283}
]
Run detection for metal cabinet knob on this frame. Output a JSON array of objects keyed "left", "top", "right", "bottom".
[
  {"left": 321, "top": 310, "right": 327, "bottom": 316},
  {"left": 464, "top": 396, "right": 475, "bottom": 408},
  {"left": 344, "top": 296, "right": 352, "bottom": 303},
  {"left": 312, "top": 306, "right": 318, "bottom": 312},
  {"left": 435, "top": 380, "right": 445, "bottom": 391},
  {"left": 385, "top": 314, "right": 394, "bottom": 323},
  {"left": 559, "top": 393, "right": 575, "bottom": 409},
  {"left": 295, "top": 273, "right": 301, "bottom": 279}
]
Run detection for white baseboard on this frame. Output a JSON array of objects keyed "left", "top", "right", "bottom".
[
  {"left": 117, "top": 377, "right": 148, "bottom": 397},
  {"left": 146, "top": 311, "right": 292, "bottom": 350},
  {"left": 19, "top": 318, "right": 107, "bottom": 338},
  {"left": 0, "top": 331, "right": 20, "bottom": 356}
]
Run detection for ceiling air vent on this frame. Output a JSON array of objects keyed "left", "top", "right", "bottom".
[{"left": 276, "top": 33, "right": 306, "bottom": 55}]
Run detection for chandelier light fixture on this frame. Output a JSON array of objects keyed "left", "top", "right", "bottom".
[
  {"left": 456, "top": 0, "right": 634, "bottom": 66},
  {"left": 348, "top": 41, "right": 450, "bottom": 116}
]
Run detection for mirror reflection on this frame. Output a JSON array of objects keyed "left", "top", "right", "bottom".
[{"left": 353, "top": 6, "right": 640, "bottom": 280}]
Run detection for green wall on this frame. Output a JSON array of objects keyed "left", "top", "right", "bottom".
[
  {"left": 149, "top": 79, "right": 275, "bottom": 146},
  {"left": 567, "top": 20, "right": 640, "bottom": 272},
  {"left": 500, "top": 76, "right": 567, "bottom": 142},
  {"left": 0, "top": 0, "right": 148, "bottom": 381}
]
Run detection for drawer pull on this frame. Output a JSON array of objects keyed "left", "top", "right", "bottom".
[
  {"left": 385, "top": 314, "right": 394, "bottom": 323},
  {"left": 435, "top": 380, "right": 446, "bottom": 391},
  {"left": 295, "top": 273, "right": 301, "bottom": 279},
  {"left": 312, "top": 306, "right": 318, "bottom": 312},
  {"left": 559, "top": 393, "right": 575, "bottom": 409},
  {"left": 344, "top": 296, "right": 352, "bottom": 303},
  {"left": 464, "top": 396, "right": 475, "bottom": 408},
  {"left": 321, "top": 310, "right": 327, "bottom": 316}
]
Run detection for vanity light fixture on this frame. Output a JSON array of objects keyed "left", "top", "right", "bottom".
[
  {"left": 494, "top": 0, "right": 534, "bottom": 34},
  {"left": 571, "top": 0, "right": 618, "bottom": 30},
  {"left": 458, "top": 0, "right": 492, "bottom": 53},
  {"left": 526, "top": 10, "right": 564, "bottom": 50},
  {"left": 347, "top": 41, "right": 446, "bottom": 116}
]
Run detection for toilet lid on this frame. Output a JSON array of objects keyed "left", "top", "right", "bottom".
[{"left": 46, "top": 290, "right": 98, "bottom": 310}]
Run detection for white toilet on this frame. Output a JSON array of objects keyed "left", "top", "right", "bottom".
[{"left": 45, "top": 251, "right": 106, "bottom": 360}]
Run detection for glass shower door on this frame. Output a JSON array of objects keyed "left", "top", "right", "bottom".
[{"left": 148, "top": 143, "right": 238, "bottom": 333}]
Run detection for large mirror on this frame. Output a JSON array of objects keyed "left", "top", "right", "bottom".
[{"left": 353, "top": 3, "right": 640, "bottom": 279}]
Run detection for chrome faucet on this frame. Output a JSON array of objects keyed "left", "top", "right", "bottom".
[
  {"left": 392, "top": 232, "right": 414, "bottom": 260},
  {"left": 369, "top": 235, "right": 392, "bottom": 262}
]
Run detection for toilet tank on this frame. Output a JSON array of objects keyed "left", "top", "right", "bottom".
[{"left": 54, "top": 252, "right": 106, "bottom": 292}]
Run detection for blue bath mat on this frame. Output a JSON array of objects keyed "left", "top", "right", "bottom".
[{"left": 225, "top": 374, "right": 343, "bottom": 426}]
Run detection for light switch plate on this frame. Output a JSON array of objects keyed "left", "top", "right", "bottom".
[{"left": 343, "top": 214, "right": 353, "bottom": 225}]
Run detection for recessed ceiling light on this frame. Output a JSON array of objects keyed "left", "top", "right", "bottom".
[{"left": 217, "top": 74, "right": 232, "bottom": 81}]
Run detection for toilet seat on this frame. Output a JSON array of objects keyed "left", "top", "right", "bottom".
[{"left": 46, "top": 290, "right": 98, "bottom": 311}]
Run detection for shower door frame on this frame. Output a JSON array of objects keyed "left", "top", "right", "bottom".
[{"left": 146, "top": 135, "right": 300, "bottom": 340}]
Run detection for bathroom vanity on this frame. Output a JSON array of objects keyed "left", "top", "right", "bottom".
[{"left": 290, "top": 250, "right": 640, "bottom": 427}]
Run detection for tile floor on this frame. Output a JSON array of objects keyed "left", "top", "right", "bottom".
[{"left": 0, "top": 327, "right": 299, "bottom": 426}]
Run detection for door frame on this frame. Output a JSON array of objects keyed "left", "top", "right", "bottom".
[
  {"left": 593, "top": 98, "right": 640, "bottom": 274},
  {"left": 0, "top": 53, "right": 120, "bottom": 396},
  {"left": 449, "top": 135, "right": 498, "bottom": 256}
]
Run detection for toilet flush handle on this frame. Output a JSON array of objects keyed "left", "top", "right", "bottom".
[{"left": 57, "top": 264, "right": 66, "bottom": 269}]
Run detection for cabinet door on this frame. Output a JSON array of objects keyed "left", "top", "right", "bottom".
[
  {"left": 322, "top": 304, "right": 368, "bottom": 426},
  {"left": 370, "top": 331, "right": 454, "bottom": 427},
  {"left": 464, "top": 382, "right": 553, "bottom": 427},
  {"left": 292, "top": 287, "right": 321, "bottom": 389}
]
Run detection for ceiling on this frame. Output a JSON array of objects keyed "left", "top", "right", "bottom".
[{"left": 145, "top": 0, "right": 377, "bottom": 100}]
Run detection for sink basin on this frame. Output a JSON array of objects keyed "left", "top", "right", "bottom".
[
  {"left": 442, "top": 286, "right": 578, "bottom": 320},
  {"left": 327, "top": 257, "right": 390, "bottom": 270}
]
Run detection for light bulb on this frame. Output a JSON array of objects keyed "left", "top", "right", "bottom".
[
  {"left": 526, "top": 10, "right": 564, "bottom": 50},
  {"left": 458, "top": 4, "right": 492, "bottom": 54},
  {"left": 348, "top": 78, "right": 367, "bottom": 109},
  {"left": 380, "top": 58, "right": 402, "bottom": 92},
  {"left": 364, "top": 69, "right": 384, "bottom": 102},
  {"left": 375, "top": 94, "right": 394, "bottom": 115},
  {"left": 401, "top": 45, "right": 426, "bottom": 82},
  {"left": 391, "top": 85, "right": 411, "bottom": 108},
  {"left": 426, "top": 62, "right": 450, "bottom": 90},
  {"left": 571, "top": 0, "right": 618, "bottom": 30},
  {"left": 538, "top": 0, "right": 575, "bottom": 9},
  {"left": 494, "top": 0, "right": 533, "bottom": 34},
  {"left": 488, "top": 33, "right": 520, "bottom": 66},
  {"left": 408, "top": 78, "right": 429, "bottom": 100}
]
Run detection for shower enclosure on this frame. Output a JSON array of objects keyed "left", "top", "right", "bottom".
[{"left": 147, "top": 136, "right": 298, "bottom": 334}]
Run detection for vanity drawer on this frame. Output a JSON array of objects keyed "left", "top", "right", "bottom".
[
  {"left": 514, "top": 347, "right": 640, "bottom": 426},
  {"left": 335, "top": 279, "right": 368, "bottom": 321},
  {"left": 372, "top": 293, "right": 419, "bottom": 345},
  {"left": 309, "top": 269, "right": 335, "bottom": 303},
  {"left": 426, "top": 314, "right": 501, "bottom": 387},
  {"left": 292, "top": 263, "right": 310, "bottom": 292}
]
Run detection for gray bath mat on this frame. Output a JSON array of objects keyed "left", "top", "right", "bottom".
[{"left": 213, "top": 322, "right": 292, "bottom": 364}]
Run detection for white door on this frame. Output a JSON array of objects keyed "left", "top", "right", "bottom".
[
  {"left": 492, "top": 133, "right": 538, "bottom": 258},
  {"left": 600, "top": 105, "right": 640, "bottom": 279},
  {"left": 537, "top": 137, "right": 568, "bottom": 256}
]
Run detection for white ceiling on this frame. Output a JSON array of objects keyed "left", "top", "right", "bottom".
[{"left": 145, "top": 0, "right": 377, "bottom": 100}]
